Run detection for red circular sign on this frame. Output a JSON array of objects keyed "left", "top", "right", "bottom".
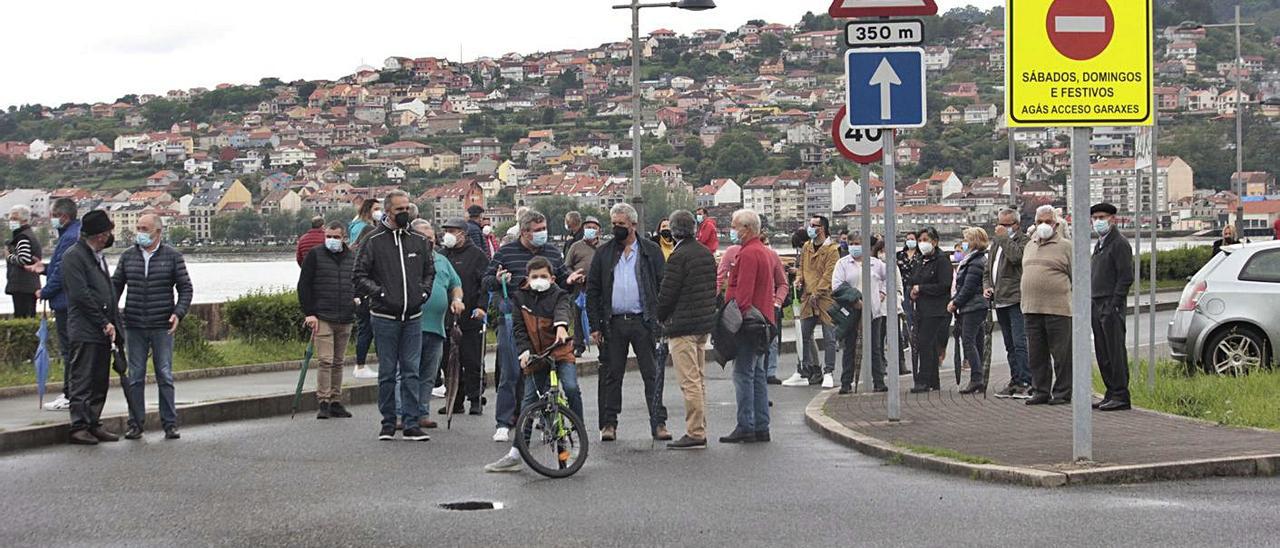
[
  {"left": 830, "top": 107, "right": 885, "bottom": 165},
  {"left": 1046, "top": 0, "right": 1114, "bottom": 61}
]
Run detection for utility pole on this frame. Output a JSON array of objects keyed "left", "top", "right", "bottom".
[{"left": 1234, "top": 4, "right": 1244, "bottom": 235}]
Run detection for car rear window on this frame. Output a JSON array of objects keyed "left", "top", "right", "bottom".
[
  {"left": 1192, "top": 251, "right": 1228, "bottom": 282},
  {"left": 1239, "top": 249, "right": 1280, "bottom": 283}
]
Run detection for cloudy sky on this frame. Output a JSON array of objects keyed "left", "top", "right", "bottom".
[{"left": 1, "top": 0, "right": 1001, "bottom": 109}]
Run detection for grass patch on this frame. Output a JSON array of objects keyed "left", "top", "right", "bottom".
[
  {"left": 893, "top": 442, "right": 995, "bottom": 465},
  {"left": 1095, "top": 361, "right": 1280, "bottom": 430},
  {"left": 1134, "top": 279, "right": 1188, "bottom": 293},
  {"left": 0, "top": 338, "right": 346, "bottom": 389}
]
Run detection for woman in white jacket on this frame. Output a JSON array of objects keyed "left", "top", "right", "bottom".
[{"left": 831, "top": 234, "right": 887, "bottom": 394}]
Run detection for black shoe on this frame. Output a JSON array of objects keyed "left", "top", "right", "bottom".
[
  {"left": 667, "top": 435, "right": 707, "bottom": 450},
  {"left": 718, "top": 429, "right": 757, "bottom": 444},
  {"left": 329, "top": 402, "right": 352, "bottom": 418},
  {"left": 908, "top": 386, "right": 934, "bottom": 394},
  {"left": 1025, "top": 393, "right": 1051, "bottom": 405},
  {"left": 755, "top": 431, "right": 771, "bottom": 443},
  {"left": 873, "top": 386, "right": 889, "bottom": 393},
  {"left": 1048, "top": 397, "right": 1071, "bottom": 406},
  {"left": 808, "top": 374, "right": 824, "bottom": 386},
  {"left": 468, "top": 400, "right": 483, "bottom": 415},
  {"left": 316, "top": 402, "right": 332, "bottom": 419},
  {"left": 574, "top": 349, "right": 584, "bottom": 358},
  {"left": 838, "top": 385, "right": 852, "bottom": 395},
  {"left": 124, "top": 425, "right": 143, "bottom": 440},
  {"left": 958, "top": 382, "right": 985, "bottom": 395},
  {"left": 164, "top": 426, "right": 180, "bottom": 440},
  {"left": 89, "top": 427, "right": 119, "bottom": 442},
  {"left": 1091, "top": 399, "right": 1110, "bottom": 409},
  {"left": 378, "top": 425, "right": 396, "bottom": 441},
  {"left": 438, "top": 405, "right": 464, "bottom": 415},
  {"left": 1098, "top": 400, "right": 1131, "bottom": 411},
  {"left": 767, "top": 376, "right": 782, "bottom": 385},
  {"left": 402, "top": 427, "right": 430, "bottom": 441},
  {"left": 69, "top": 430, "right": 98, "bottom": 445}
]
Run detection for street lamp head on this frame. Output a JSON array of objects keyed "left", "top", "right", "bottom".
[{"left": 676, "top": 0, "right": 716, "bottom": 11}]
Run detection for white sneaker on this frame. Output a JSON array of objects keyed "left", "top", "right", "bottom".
[
  {"left": 431, "top": 385, "right": 447, "bottom": 398},
  {"left": 781, "top": 373, "right": 809, "bottom": 387},
  {"left": 492, "top": 427, "right": 510, "bottom": 443},
  {"left": 821, "top": 373, "right": 835, "bottom": 389},
  {"left": 351, "top": 365, "right": 378, "bottom": 379},
  {"left": 484, "top": 454, "right": 523, "bottom": 473},
  {"left": 43, "top": 395, "right": 71, "bottom": 411}
]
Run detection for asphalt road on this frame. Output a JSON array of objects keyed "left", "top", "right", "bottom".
[{"left": 3, "top": 325, "right": 1278, "bottom": 548}]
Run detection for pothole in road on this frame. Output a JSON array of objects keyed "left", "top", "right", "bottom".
[{"left": 438, "top": 501, "right": 505, "bottom": 511}]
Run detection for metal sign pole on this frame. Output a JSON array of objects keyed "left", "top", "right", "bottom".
[
  {"left": 859, "top": 165, "right": 874, "bottom": 391},
  {"left": 1071, "top": 126, "right": 1094, "bottom": 462},
  {"left": 1132, "top": 133, "right": 1143, "bottom": 378},
  {"left": 884, "top": 131, "right": 901, "bottom": 420},
  {"left": 1148, "top": 118, "right": 1159, "bottom": 388}
]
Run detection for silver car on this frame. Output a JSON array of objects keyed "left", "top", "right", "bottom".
[{"left": 1168, "top": 240, "right": 1280, "bottom": 375}]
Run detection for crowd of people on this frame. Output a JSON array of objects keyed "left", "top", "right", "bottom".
[{"left": 6, "top": 191, "right": 1146, "bottom": 464}]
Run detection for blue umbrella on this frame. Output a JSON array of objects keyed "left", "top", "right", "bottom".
[
  {"left": 575, "top": 291, "right": 590, "bottom": 351},
  {"left": 34, "top": 308, "right": 50, "bottom": 409},
  {"left": 496, "top": 280, "right": 519, "bottom": 425}
]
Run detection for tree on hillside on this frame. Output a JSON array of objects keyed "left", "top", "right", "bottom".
[
  {"left": 167, "top": 226, "right": 193, "bottom": 244},
  {"left": 533, "top": 196, "right": 606, "bottom": 239},
  {"left": 641, "top": 181, "right": 694, "bottom": 230},
  {"left": 759, "top": 34, "right": 784, "bottom": 59}
]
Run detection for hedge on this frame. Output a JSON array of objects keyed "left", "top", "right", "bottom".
[
  {"left": 1137, "top": 246, "right": 1214, "bottom": 282},
  {"left": 0, "top": 318, "right": 52, "bottom": 369},
  {"left": 222, "top": 290, "right": 307, "bottom": 343}
]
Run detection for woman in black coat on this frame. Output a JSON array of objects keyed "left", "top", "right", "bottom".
[
  {"left": 948, "top": 227, "right": 989, "bottom": 394},
  {"left": 907, "top": 227, "right": 952, "bottom": 393}
]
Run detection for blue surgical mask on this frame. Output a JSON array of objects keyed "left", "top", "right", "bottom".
[
  {"left": 532, "top": 230, "right": 548, "bottom": 247},
  {"left": 806, "top": 226, "right": 817, "bottom": 240},
  {"left": 51, "top": 216, "right": 62, "bottom": 230},
  {"left": 135, "top": 232, "right": 153, "bottom": 248},
  {"left": 696, "top": 215, "right": 704, "bottom": 223},
  {"left": 906, "top": 240, "right": 917, "bottom": 249},
  {"left": 729, "top": 228, "right": 740, "bottom": 244},
  {"left": 8, "top": 221, "right": 21, "bottom": 231},
  {"left": 583, "top": 228, "right": 598, "bottom": 240},
  {"left": 1093, "top": 219, "right": 1111, "bottom": 235},
  {"left": 961, "top": 242, "right": 970, "bottom": 252},
  {"left": 325, "top": 237, "right": 343, "bottom": 253},
  {"left": 851, "top": 247, "right": 863, "bottom": 259}
]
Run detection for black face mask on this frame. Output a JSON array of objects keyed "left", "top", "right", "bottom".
[
  {"left": 612, "top": 225, "right": 630, "bottom": 241},
  {"left": 659, "top": 229, "right": 672, "bottom": 240},
  {"left": 393, "top": 212, "right": 410, "bottom": 228},
  {"left": 104, "top": 234, "right": 115, "bottom": 249}
]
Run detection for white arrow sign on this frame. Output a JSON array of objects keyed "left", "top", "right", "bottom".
[{"left": 868, "top": 59, "right": 902, "bottom": 120}]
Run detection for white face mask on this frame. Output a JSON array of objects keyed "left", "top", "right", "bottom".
[
  {"left": 918, "top": 241, "right": 935, "bottom": 255},
  {"left": 371, "top": 210, "right": 384, "bottom": 222},
  {"left": 482, "top": 225, "right": 493, "bottom": 236},
  {"left": 1036, "top": 223, "right": 1054, "bottom": 240},
  {"left": 441, "top": 232, "right": 458, "bottom": 249},
  {"left": 8, "top": 221, "right": 21, "bottom": 231},
  {"left": 529, "top": 278, "right": 552, "bottom": 292}
]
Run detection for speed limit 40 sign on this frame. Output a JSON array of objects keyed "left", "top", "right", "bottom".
[{"left": 831, "top": 106, "right": 886, "bottom": 165}]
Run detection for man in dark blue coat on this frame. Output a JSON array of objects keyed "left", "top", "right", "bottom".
[
  {"left": 112, "top": 214, "right": 193, "bottom": 440},
  {"left": 38, "top": 198, "right": 82, "bottom": 411}
]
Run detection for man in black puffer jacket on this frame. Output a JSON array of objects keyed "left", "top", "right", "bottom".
[
  {"left": 112, "top": 214, "right": 193, "bottom": 440},
  {"left": 656, "top": 210, "right": 718, "bottom": 450},
  {"left": 299, "top": 221, "right": 356, "bottom": 420},
  {"left": 353, "top": 190, "right": 436, "bottom": 441}
]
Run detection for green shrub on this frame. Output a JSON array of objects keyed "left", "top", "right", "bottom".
[
  {"left": 1137, "top": 246, "right": 1213, "bottom": 282},
  {"left": 174, "top": 315, "right": 224, "bottom": 366},
  {"left": 222, "top": 290, "right": 307, "bottom": 343},
  {"left": 0, "top": 318, "right": 52, "bottom": 368}
]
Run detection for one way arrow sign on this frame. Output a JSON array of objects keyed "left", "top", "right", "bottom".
[
  {"left": 845, "top": 47, "right": 926, "bottom": 129},
  {"left": 829, "top": 0, "right": 939, "bottom": 18}
]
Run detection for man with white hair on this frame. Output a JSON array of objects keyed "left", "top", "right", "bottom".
[
  {"left": 1020, "top": 204, "right": 1073, "bottom": 406},
  {"left": 587, "top": 202, "right": 670, "bottom": 442},
  {"left": 721, "top": 209, "right": 776, "bottom": 443},
  {"left": 5, "top": 204, "right": 42, "bottom": 318}
]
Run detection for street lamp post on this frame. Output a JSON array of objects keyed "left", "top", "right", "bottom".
[
  {"left": 1191, "top": 8, "right": 1254, "bottom": 235},
  {"left": 612, "top": 0, "right": 715, "bottom": 232}
]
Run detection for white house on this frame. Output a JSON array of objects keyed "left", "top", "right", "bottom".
[
  {"left": 924, "top": 47, "right": 952, "bottom": 71},
  {"left": 696, "top": 178, "right": 741, "bottom": 208}
]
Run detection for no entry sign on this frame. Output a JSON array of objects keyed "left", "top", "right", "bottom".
[{"left": 1006, "top": 0, "right": 1152, "bottom": 127}]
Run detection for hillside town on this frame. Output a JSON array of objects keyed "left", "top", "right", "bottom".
[{"left": 2, "top": 8, "right": 1280, "bottom": 245}]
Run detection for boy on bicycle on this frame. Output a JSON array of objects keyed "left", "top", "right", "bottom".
[{"left": 485, "top": 257, "right": 584, "bottom": 473}]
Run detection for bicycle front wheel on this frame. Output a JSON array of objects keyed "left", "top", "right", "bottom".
[{"left": 514, "top": 397, "right": 589, "bottom": 478}]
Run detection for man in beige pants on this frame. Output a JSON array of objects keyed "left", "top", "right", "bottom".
[
  {"left": 298, "top": 222, "right": 358, "bottom": 419},
  {"left": 655, "top": 210, "right": 720, "bottom": 449}
]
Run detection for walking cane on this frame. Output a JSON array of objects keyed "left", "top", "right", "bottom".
[{"left": 291, "top": 326, "right": 317, "bottom": 419}]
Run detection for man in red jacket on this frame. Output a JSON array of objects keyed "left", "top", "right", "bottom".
[
  {"left": 295, "top": 216, "right": 326, "bottom": 266},
  {"left": 721, "top": 209, "right": 775, "bottom": 444},
  {"left": 695, "top": 208, "right": 718, "bottom": 253}
]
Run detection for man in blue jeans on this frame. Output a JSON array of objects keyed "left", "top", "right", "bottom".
[
  {"left": 353, "top": 190, "right": 436, "bottom": 441},
  {"left": 112, "top": 214, "right": 193, "bottom": 440},
  {"left": 984, "top": 208, "right": 1032, "bottom": 398},
  {"left": 37, "top": 198, "right": 81, "bottom": 411}
]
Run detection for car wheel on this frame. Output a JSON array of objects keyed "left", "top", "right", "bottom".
[{"left": 1202, "top": 326, "right": 1269, "bottom": 376}]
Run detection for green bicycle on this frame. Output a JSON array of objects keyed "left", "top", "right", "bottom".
[{"left": 513, "top": 345, "right": 589, "bottom": 478}]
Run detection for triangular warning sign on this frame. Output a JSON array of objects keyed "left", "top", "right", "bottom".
[{"left": 828, "top": 0, "right": 939, "bottom": 18}]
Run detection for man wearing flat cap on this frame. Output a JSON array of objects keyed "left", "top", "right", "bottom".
[
  {"left": 62, "top": 210, "right": 123, "bottom": 444},
  {"left": 1089, "top": 202, "right": 1134, "bottom": 412},
  {"left": 438, "top": 217, "right": 490, "bottom": 415}
]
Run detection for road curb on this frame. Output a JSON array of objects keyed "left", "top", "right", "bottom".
[{"left": 804, "top": 389, "right": 1280, "bottom": 487}]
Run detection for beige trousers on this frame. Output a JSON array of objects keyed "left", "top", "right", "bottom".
[
  {"left": 670, "top": 334, "right": 709, "bottom": 439},
  {"left": 315, "top": 320, "right": 352, "bottom": 402}
]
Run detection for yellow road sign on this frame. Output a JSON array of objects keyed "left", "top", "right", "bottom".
[{"left": 1006, "top": 0, "right": 1153, "bottom": 127}]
